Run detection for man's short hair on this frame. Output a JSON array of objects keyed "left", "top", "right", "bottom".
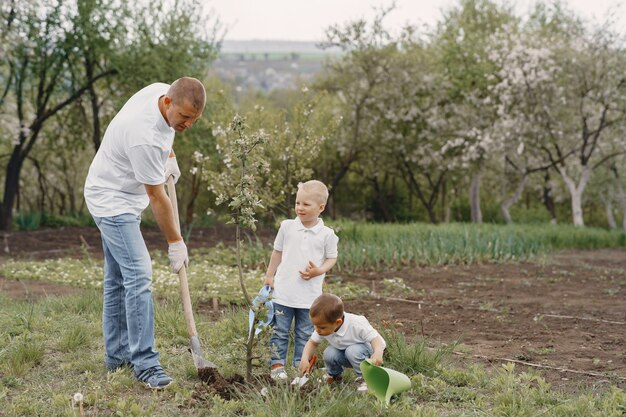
[
  {"left": 310, "top": 293, "right": 344, "bottom": 323},
  {"left": 297, "top": 180, "right": 329, "bottom": 204},
  {"left": 167, "top": 77, "right": 206, "bottom": 111}
]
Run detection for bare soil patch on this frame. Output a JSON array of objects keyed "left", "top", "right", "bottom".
[
  {"left": 0, "top": 275, "right": 83, "bottom": 300},
  {"left": 1, "top": 226, "right": 624, "bottom": 391},
  {"left": 342, "top": 249, "right": 626, "bottom": 390}
]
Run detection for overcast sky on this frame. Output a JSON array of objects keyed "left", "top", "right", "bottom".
[{"left": 207, "top": 0, "right": 625, "bottom": 41}]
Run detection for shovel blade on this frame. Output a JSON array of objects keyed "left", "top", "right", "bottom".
[
  {"left": 290, "top": 375, "right": 309, "bottom": 387},
  {"left": 190, "top": 336, "right": 216, "bottom": 369}
]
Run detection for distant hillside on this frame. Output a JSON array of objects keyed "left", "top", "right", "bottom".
[
  {"left": 212, "top": 40, "right": 341, "bottom": 93},
  {"left": 220, "top": 40, "right": 339, "bottom": 55}
]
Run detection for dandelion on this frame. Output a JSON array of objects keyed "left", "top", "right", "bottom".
[{"left": 73, "top": 392, "right": 85, "bottom": 417}]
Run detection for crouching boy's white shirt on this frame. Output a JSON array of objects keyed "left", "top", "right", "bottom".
[
  {"left": 84, "top": 83, "right": 175, "bottom": 217},
  {"left": 310, "top": 313, "right": 386, "bottom": 350},
  {"left": 272, "top": 217, "right": 338, "bottom": 309}
]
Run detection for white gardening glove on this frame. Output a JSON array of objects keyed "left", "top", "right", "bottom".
[
  {"left": 168, "top": 239, "right": 189, "bottom": 273},
  {"left": 164, "top": 156, "right": 181, "bottom": 184}
]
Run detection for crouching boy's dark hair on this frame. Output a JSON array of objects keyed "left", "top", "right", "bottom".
[{"left": 310, "top": 293, "right": 344, "bottom": 323}]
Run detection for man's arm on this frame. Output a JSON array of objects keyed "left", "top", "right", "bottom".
[
  {"left": 145, "top": 183, "right": 181, "bottom": 242},
  {"left": 146, "top": 183, "right": 188, "bottom": 272},
  {"left": 264, "top": 249, "right": 283, "bottom": 287}
]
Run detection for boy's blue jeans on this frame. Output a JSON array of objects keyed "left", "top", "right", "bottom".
[
  {"left": 93, "top": 214, "right": 160, "bottom": 373},
  {"left": 269, "top": 303, "right": 314, "bottom": 368},
  {"left": 323, "top": 344, "right": 373, "bottom": 377}
]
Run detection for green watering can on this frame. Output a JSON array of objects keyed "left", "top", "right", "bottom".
[{"left": 360, "top": 359, "right": 411, "bottom": 404}]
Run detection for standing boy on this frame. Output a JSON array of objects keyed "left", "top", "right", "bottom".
[
  {"left": 84, "top": 77, "right": 206, "bottom": 389},
  {"left": 299, "top": 293, "right": 386, "bottom": 392},
  {"left": 264, "top": 180, "right": 339, "bottom": 380}
]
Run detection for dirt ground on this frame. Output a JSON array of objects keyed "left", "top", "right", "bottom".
[
  {"left": 0, "top": 224, "right": 275, "bottom": 260},
  {"left": 1, "top": 226, "right": 625, "bottom": 391}
]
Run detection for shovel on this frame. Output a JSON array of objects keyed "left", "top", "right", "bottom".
[
  {"left": 291, "top": 355, "right": 317, "bottom": 387},
  {"left": 166, "top": 176, "right": 217, "bottom": 378}
]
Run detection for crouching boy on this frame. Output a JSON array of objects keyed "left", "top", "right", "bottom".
[{"left": 298, "top": 293, "right": 386, "bottom": 392}]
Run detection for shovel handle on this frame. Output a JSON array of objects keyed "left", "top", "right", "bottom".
[
  {"left": 166, "top": 176, "right": 198, "bottom": 338},
  {"left": 307, "top": 355, "right": 317, "bottom": 373}
]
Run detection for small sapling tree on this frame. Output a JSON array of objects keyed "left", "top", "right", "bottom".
[{"left": 205, "top": 114, "right": 269, "bottom": 381}]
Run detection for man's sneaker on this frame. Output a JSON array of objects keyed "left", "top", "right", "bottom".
[
  {"left": 355, "top": 376, "right": 368, "bottom": 393},
  {"left": 135, "top": 365, "right": 173, "bottom": 390},
  {"left": 270, "top": 366, "right": 288, "bottom": 380},
  {"left": 322, "top": 373, "right": 343, "bottom": 384}
]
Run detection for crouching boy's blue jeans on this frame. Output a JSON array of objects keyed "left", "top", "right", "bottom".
[
  {"left": 269, "top": 303, "right": 314, "bottom": 368},
  {"left": 93, "top": 214, "right": 160, "bottom": 373},
  {"left": 323, "top": 343, "right": 373, "bottom": 377}
]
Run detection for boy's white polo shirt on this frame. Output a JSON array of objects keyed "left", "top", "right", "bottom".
[
  {"left": 310, "top": 312, "right": 386, "bottom": 350},
  {"left": 272, "top": 217, "right": 338, "bottom": 309}
]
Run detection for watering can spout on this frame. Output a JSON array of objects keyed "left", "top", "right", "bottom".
[{"left": 360, "top": 359, "right": 411, "bottom": 404}]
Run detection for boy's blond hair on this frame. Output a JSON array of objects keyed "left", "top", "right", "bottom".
[
  {"left": 297, "top": 180, "right": 329, "bottom": 205},
  {"left": 310, "top": 293, "right": 344, "bottom": 323}
]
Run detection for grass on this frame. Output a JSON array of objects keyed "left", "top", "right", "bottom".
[
  {"left": 381, "top": 328, "right": 456, "bottom": 376},
  {"left": 0, "top": 249, "right": 372, "bottom": 307},
  {"left": 2, "top": 222, "right": 625, "bottom": 414},
  {"left": 0, "top": 291, "right": 624, "bottom": 416}
]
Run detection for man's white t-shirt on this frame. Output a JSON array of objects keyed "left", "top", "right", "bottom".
[
  {"left": 84, "top": 83, "right": 174, "bottom": 217},
  {"left": 310, "top": 312, "right": 386, "bottom": 350},
  {"left": 272, "top": 217, "right": 339, "bottom": 309}
]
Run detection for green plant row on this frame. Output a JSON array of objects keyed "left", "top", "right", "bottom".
[
  {"left": 240, "top": 221, "right": 626, "bottom": 271},
  {"left": 14, "top": 212, "right": 96, "bottom": 230}
]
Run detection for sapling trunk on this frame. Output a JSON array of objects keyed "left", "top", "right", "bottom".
[
  {"left": 235, "top": 221, "right": 256, "bottom": 382},
  {"left": 235, "top": 222, "right": 252, "bottom": 306}
]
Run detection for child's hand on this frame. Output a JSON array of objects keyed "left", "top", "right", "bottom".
[
  {"left": 298, "top": 359, "right": 311, "bottom": 376},
  {"left": 370, "top": 351, "right": 384, "bottom": 366},
  {"left": 299, "top": 261, "right": 322, "bottom": 280},
  {"left": 263, "top": 276, "right": 274, "bottom": 287}
]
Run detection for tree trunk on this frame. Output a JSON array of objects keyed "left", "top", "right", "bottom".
[
  {"left": 557, "top": 164, "right": 591, "bottom": 227},
  {"left": 470, "top": 169, "right": 483, "bottom": 223},
  {"left": 425, "top": 203, "right": 438, "bottom": 224},
  {"left": 184, "top": 169, "right": 202, "bottom": 239},
  {"left": 0, "top": 147, "right": 25, "bottom": 230},
  {"left": 88, "top": 84, "right": 102, "bottom": 151},
  {"left": 441, "top": 178, "right": 450, "bottom": 223},
  {"left": 611, "top": 165, "right": 626, "bottom": 231},
  {"left": 324, "top": 162, "right": 352, "bottom": 219},
  {"left": 371, "top": 176, "right": 392, "bottom": 222},
  {"left": 600, "top": 193, "right": 617, "bottom": 230},
  {"left": 619, "top": 188, "right": 626, "bottom": 231},
  {"left": 541, "top": 170, "right": 557, "bottom": 224},
  {"left": 501, "top": 174, "right": 529, "bottom": 224}
]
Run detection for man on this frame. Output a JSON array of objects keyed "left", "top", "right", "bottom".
[{"left": 84, "top": 77, "right": 206, "bottom": 389}]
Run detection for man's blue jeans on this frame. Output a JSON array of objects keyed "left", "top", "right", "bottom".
[
  {"left": 269, "top": 303, "right": 313, "bottom": 368},
  {"left": 323, "top": 343, "right": 373, "bottom": 377},
  {"left": 93, "top": 214, "right": 160, "bottom": 373}
]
